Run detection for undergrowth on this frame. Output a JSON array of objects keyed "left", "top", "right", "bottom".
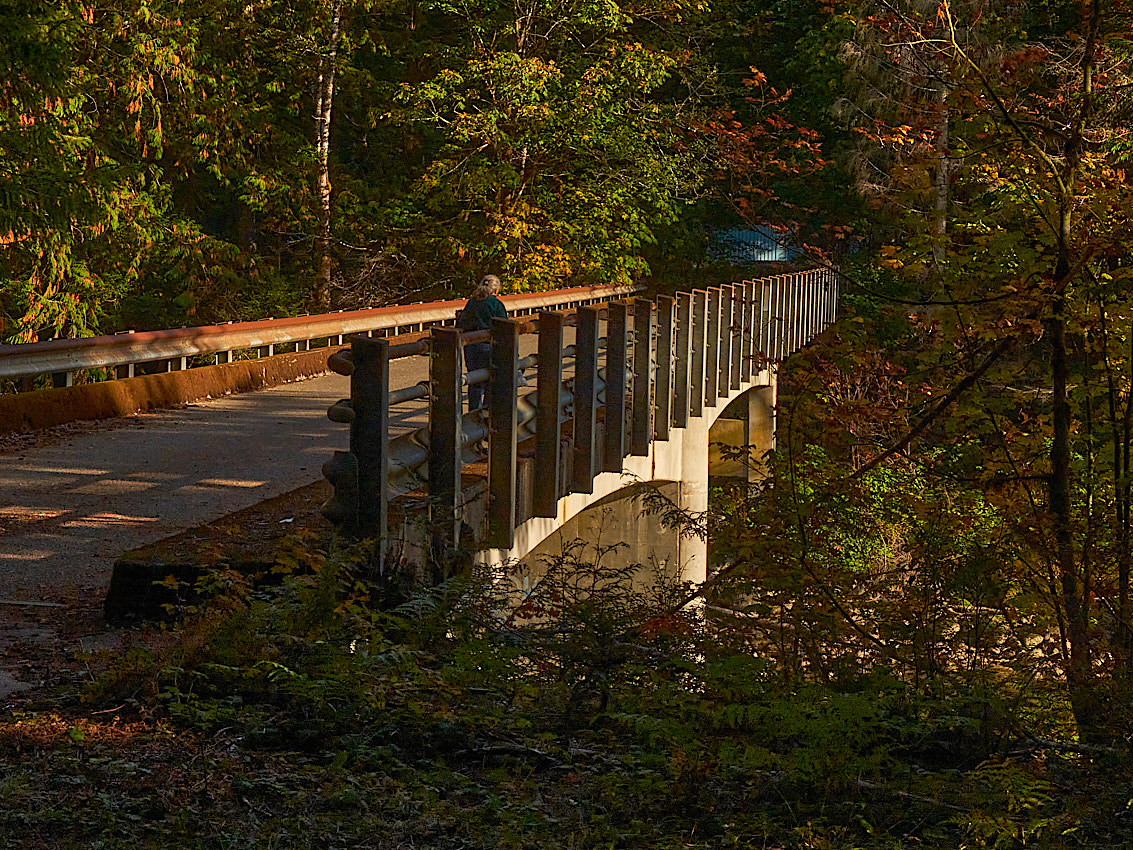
[{"left": 2, "top": 542, "right": 1131, "bottom": 848}]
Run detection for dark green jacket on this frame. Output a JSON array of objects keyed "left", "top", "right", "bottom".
[{"left": 457, "top": 295, "right": 507, "bottom": 332}]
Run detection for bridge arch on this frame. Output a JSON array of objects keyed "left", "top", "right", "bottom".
[{"left": 480, "top": 376, "right": 775, "bottom": 585}]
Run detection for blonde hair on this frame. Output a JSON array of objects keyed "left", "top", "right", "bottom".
[{"left": 472, "top": 274, "right": 501, "bottom": 300}]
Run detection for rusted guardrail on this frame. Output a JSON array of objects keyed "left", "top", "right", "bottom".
[
  {"left": 0, "top": 284, "right": 646, "bottom": 387},
  {"left": 322, "top": 269, "right": 841, "bottom": 573}
]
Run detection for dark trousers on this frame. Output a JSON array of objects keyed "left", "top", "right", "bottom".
[{"left": 464, "top": 342, "right": 491, "bottom": 409}]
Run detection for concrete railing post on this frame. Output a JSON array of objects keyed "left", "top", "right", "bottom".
[
  {"left": 705, "top": 288, "right": 720, "bottom": 405},
  {"left": 824, "top": 269, "right": 833, "bottom": 328},
  {"left": 740, "top": 281, "right": 753, "bottom": 385},
  {"left": 718, "top": 284, "right": 732, "bottom": 398},
  {"left": 790, "top": 272, "right": 801, "bottom": 354},
  {"left": 655, "top": 295, "right": 674, "bottom": 441},
  {"left": 781, "top": 274, "right": 793, "bottom": 357},
  {"left": 762, "top": 278, "right": 773, "bottom": 363},
  {"left": 771, "top": 275, "right": 785, "bottom": 361},
  {"left": 730, "top": 285, "right": 742, "bottom": 391},
  {"left": 812, "top": 270, "right": 822, "bottom": 339},
  {"left": 673, "top": 293, "right": 692, "bottom": 429},
  {"left": 353, "top": 336, "right": 390, "bottom": 566},
  {"left": 429, "top": 327, "right": 464, "bottom": 562},
  {"left": 534, "top": 311, "right": 564, "bottom": 518},
  {"left": 572, "top": 306, "right": 600, "bottom": 494},
  {"left": 603, "top": 302, "right": 629, "bottom": 471},
  {"left": 829, "top": 269, "right": 838, "bottom": 327},
  {"left": 801, "top": 272, "right": 811, "bottom": 345},
  {"left": 807, "top": 270, "right": 817, "bottom": 342},
  {"left": 631, "top": 298, "right": 654, "bottom": 456},
  {"left": 690, "top": 290, "right": 707, "bottom": 418},
  {"left": 489, "top": 318, "right": 521, "bottom": 548}
]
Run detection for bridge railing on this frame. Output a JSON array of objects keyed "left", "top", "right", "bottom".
[
  {"left": 322, "top": 268, "right": 840, "bottom": 571},
  {"left": 0, "top": 284, "right": 643, "bottom": 388}
]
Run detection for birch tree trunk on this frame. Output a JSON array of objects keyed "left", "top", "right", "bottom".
[
  {"left": 313, "top": 0, "right": 343, "bottom": 309},
  {"left": 931, "top": 78, "right": 950, "bottom": 272}
]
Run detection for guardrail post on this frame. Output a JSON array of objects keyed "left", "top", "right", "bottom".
[
  {"left": 353, "top": 336, "right": 389, "bottom": 568},
  {"left": 655, "top": 295, "right": 674, "bottom": 441},
  {"left": 631, "top": 298, "right": 654, "bottom": 456},
  {"left": 489, "top": 318, "right": 520, "bottom": 548},
  {"left": 673, "top": 293, "right": 691, "bottom": 430},
  {"left": 603, "top": 301, "right": 628, "bottom": 471},
  {"left": 534, "top": 311, "right": 564, "bottom": 518},
  {"left": 705, "top": 288, "right": 721, "bottom": 407},
  {"left": 572, "top": 306, "right": 600, "bottom": 494},
  {"left": 429, "top": 327, "right": 463, "bottom": 564},
  {"left": 690, "top": 290, "right": 707, "bottom": 418}
]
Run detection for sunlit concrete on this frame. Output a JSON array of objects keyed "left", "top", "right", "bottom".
[{"left": 476, "top": 367, "right": 774, "bottom": 587}]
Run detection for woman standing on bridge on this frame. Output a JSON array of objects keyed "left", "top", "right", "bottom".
[{"left": 457, "top": 274, "right": 507, "bottom": 409}]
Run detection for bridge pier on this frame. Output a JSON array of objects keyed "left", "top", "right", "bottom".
[
  {"left": 676, "top": 412, "right": 710, "bottom": 584},
  {"left": 709, "top": 380, "right": 777, "bottom": 483}
]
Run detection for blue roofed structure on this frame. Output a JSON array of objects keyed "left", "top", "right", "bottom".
[{"left": 711, "top": 226, "right": 798, "bottom": 264}]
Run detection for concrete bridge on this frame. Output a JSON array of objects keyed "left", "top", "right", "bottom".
[
  {"left": 0, "top": 271, "right": 835, "bottom": 693},
  {"left": 320, "top": 269, "right": 840, "bottom": 585},
  {"left": 0, "top": 270, "right": 837, "bottom": 599}
]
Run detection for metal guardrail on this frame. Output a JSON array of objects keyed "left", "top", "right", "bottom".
[
  {"left": 322, "top": 268, "right": 841, "bottom": 572},
  {"left": 0, "top": 284, "right": 645, "bottom": 385}
]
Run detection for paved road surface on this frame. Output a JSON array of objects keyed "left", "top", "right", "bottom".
[
  {"left": 0, "top": 354, "right": 446, "bottom": 697},
  {"left": 1, "top": 374, "right": 350, "bottom": 605}
]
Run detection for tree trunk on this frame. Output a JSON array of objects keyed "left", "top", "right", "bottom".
[
  {"left": 1050, "top": 285, "right": 1096, "bottom": 736},
  {"left": 313, "top": 0, "right": 343, "bottom": 310},
  {"left": 1122, "top": 330, "right": 1133, "bottom": 666},
  {"left": 931, "top": 78, "right": 950, "bottom": 271},
  {"left": 1052, "top": 0, "right": 1103, "bottom": 743}
]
